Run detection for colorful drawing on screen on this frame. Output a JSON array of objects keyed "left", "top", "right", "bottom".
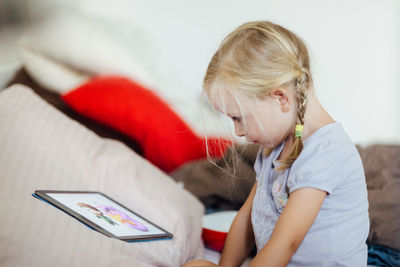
[
  {"left": 96, "top": 205, "right": 148, "bottom": 232},
  {"left": 77, "top": 202, "right": 118, "bottom": 226}
]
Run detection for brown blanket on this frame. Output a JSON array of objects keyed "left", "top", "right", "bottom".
[
  {"left": 357, "top": 144, "right": 400, "bottom": 251},
  {"left": 171, "top": 144, "right": 259, "bottom": 210}
]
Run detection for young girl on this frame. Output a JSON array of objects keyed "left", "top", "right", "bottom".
[{"left": 183, "top": 21, "right": 369, "bottom": 266}]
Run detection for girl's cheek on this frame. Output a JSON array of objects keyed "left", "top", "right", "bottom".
[
  {"left": 234, "top": 123, "right": 245, "bottom": 137},
  {"left": 262, "top": 133, "right": 276, "bottom": 147}
]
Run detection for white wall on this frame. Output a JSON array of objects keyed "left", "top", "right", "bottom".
[{"left": 26, "top": 0, "right": 400, "bottom": 145}]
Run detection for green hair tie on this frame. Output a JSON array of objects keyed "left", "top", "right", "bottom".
[{"left": 295, "top": 124, "right": 304, "bottom": 138}]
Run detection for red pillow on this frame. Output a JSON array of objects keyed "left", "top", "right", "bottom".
[{"left": 62, "top": 76, "right": 231, "bottom": 172}]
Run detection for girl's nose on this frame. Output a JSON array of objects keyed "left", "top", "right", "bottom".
[{"left": 234, "top": 125, "right": 245, "bottom": 137}]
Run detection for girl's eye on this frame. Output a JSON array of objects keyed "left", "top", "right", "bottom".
[{"left": 232, "top": 117, "right": 241, "bottom": 123}]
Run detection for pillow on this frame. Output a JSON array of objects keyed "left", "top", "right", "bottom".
[
  {"left": 0, "top": 84, "right": 204, "bottom": 266},
  {"left": 18, "top": 9, "right": 157, "bottom": 93},
  {"left": 19, "top": 47, "right": 90, "bottom": 94},
  {"left": 0, "top": 61, "right": 21, "bottom": 90},
  {"left": 357, "top": 144, "right": 400, "bottom": 251},
  {"left": 62, "top": 76, "right": 232, "bottom": 173}
]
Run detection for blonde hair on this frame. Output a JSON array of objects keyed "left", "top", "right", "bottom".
[{"left": 204, "top": 21, "right": 312, "bottom": 170}]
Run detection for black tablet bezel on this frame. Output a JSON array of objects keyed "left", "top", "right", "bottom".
[{"left": 33, "top": 190, "right": 173, "bottom": 242}]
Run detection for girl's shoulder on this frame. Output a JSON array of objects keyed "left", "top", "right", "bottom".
[
  {"left": 301, "top": 121, "right": 359, "bottom": 163},
  {"left": 288, "top": 122, "right": 365, "bottom": 194}
]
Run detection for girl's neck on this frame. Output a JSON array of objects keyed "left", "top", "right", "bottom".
[
  {"left": 278, "top": 90, "right": 334, "bottom": 161},
  {"left": 300, "top": 90, "right": 335, "bottom": 141}
]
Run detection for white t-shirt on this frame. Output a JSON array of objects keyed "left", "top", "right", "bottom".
[{"left": 251, "top": 122, "right": 370, "bottom": 266}]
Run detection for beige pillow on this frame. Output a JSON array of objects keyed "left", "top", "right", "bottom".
[{"left": 0, "top": 84, "right": 204, "bottom": 267}]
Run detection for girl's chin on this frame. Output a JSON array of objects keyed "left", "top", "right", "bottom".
[
  {"left": 260, "top": 142, "right": 275, "bottom": 149},
  {"left": 251, "top": 140, "right": 274, "bottom": 148}
]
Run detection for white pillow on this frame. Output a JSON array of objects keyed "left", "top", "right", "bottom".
[
  {"left": 18, "top": 9, "right": 158, "bottom": 93},
  {"left": 0, "top": 61, "right": 21, "bottom": 90},
  {"left": 0, "top": 84, "right": 204, "bottom": 267},
  {"left": 20, "top": 47, "right": 90, "bottom": 94}
]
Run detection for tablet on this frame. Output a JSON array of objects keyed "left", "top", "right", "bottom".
[{"left": 33, "top": 190, "right": 173, "bottom": 242}]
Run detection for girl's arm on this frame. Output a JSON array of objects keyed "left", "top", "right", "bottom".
[
  {"left": 219, "top": 182, "right": 258, "bottom": 267},
  {"left": 249, "top": 187, "right": 327, "bottom": 267}
]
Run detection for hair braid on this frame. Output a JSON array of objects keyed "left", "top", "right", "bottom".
[
  {"left": 276, "top": 68, "right": 309, "bottom": 170},
  {"left": 296, "top": 69, "right": 308, "bottom": 125}
]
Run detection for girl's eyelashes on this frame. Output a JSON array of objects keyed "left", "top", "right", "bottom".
[{"left": 231, "top": 116, "right": 242, "bottom": 123}]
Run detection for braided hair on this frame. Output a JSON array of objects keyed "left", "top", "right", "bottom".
[{"left": 275, "top": 67, "right": 310, "bottom": 170}]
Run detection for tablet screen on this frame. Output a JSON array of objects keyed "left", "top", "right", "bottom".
[{"left": 33, "top": 190, "right": 173, "bottom": 242}]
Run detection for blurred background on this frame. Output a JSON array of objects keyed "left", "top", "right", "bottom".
[
  {"left": 1, "top": 0, "right": 399, "bottom": 146},
  {"left": 0, "top": 0, "right": 27, "bottom": 87}
]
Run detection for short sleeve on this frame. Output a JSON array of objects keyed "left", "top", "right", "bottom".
[
  {"left": 288, "top": 164, "right": 337, "bottom": 195},
  {"left": 287, "top": 139, "right": 362, "bottom": 195}
]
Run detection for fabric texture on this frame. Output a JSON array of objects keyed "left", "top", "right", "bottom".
[
  {"left": 367, "top": 243, "right": 400, "bottom": 267},
  {"left": 357, "top": 144, "right": 400, "bottom": 251},
  {"left": 251, "top": 122, "right": 370, "bottom": 266},
  {"left": 0, "top": 84, "right": 204, "bottom": 267},
  {"left": 62, "top": 76, "right": 231, "bottom": 173}
]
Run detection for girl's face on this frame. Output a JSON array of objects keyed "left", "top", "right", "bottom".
[{"left": 210, "top": 87, "right": 296, "bottom": 148}]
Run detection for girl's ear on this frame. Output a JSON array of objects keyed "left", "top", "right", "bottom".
[{"left": 269, "top": 88, "right": 291, "bottom": 112}]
